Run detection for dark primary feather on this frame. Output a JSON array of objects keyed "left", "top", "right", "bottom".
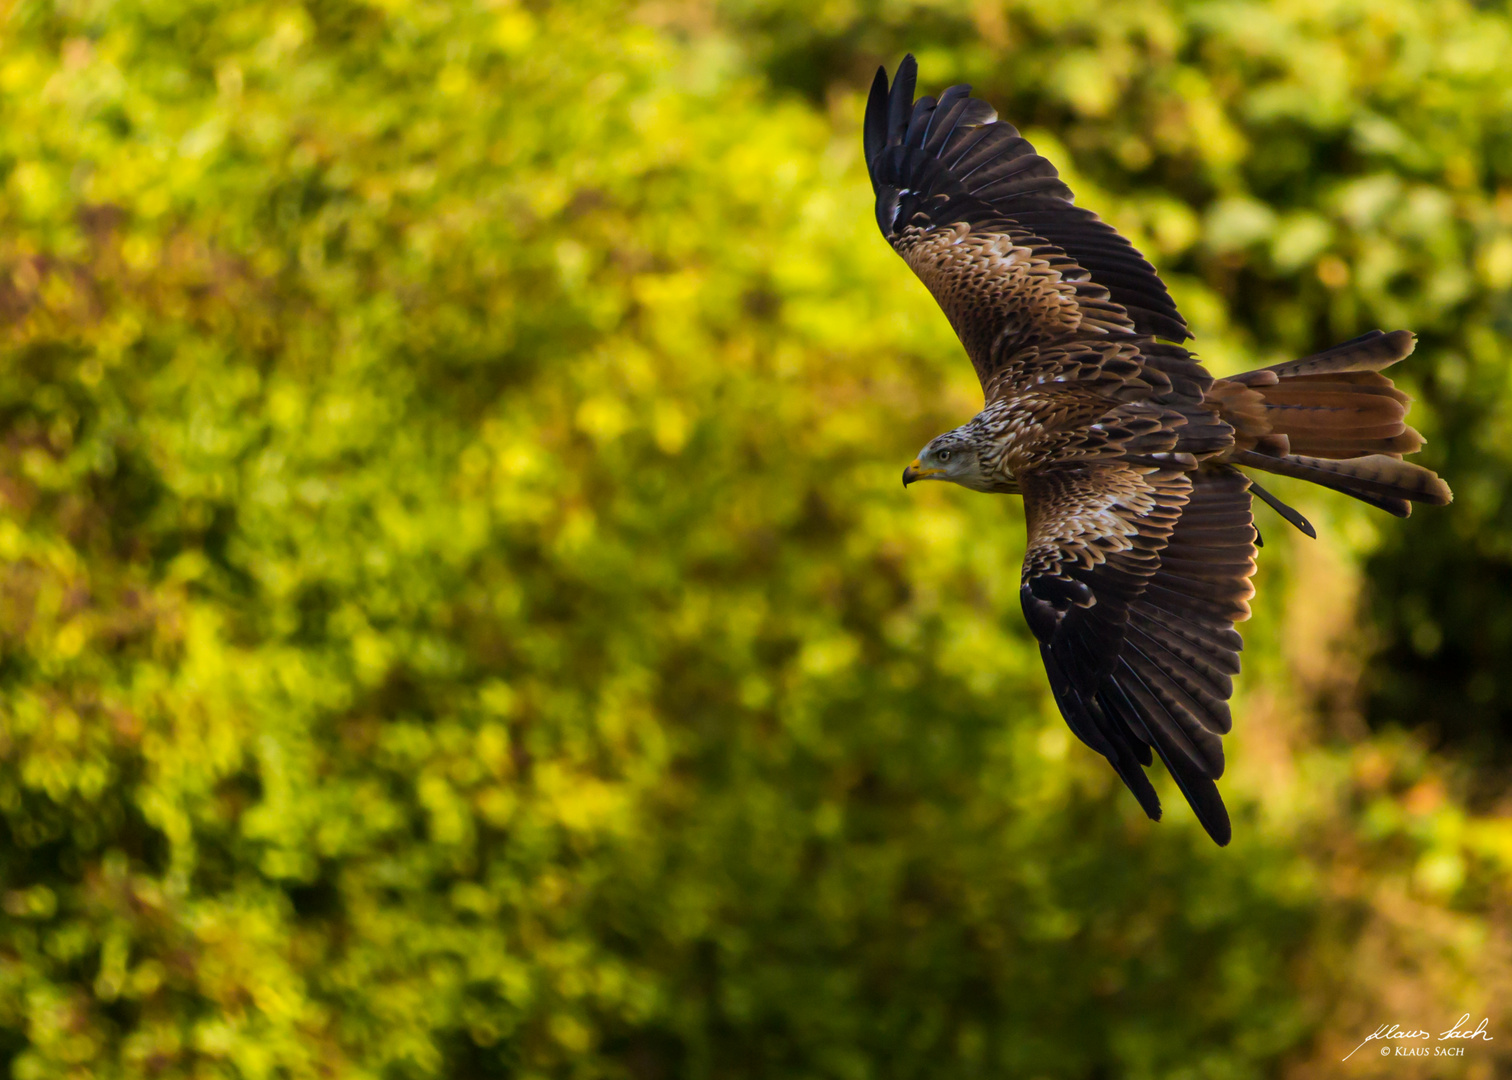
[
  {"left": 920, "top": 85, "right": 975, "bottom": 155},
  {"left": 863, "top": 65, "right": 891, "bottom": 173}
]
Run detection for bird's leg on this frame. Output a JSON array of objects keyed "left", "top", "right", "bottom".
[{"left": 1247, "top": 477, "right": 1316, "bottom": 539}]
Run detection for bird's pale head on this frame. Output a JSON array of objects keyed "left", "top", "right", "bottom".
[{"left": 902, "top": 426, "right": 1008, "bottom": 493}]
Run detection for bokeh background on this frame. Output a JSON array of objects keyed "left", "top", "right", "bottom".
[{"left": 3, "top": 0, "right": 1512, "bottom": 1076}]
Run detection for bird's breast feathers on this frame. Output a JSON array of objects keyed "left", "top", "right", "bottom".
[{"left": 975, "top": 391, "right": 1137, "bottom": 479}]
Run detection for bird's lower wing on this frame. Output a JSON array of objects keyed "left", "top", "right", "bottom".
[
  {"left": 1021, "top": 464, "right": 1257, "bottom": 845},
  {"left": 1019, "top": 462, "right": 1190, "bottom": 821},
  {"left": 1093, "top": 468, "right": 1257, "bottom": 845}
]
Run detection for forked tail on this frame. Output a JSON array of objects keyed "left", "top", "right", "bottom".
[{"left": 1206, "top": 330, "right": 1453, "bottom": 523}]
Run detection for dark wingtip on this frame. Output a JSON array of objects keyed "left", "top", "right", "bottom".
[
  {"left": 1172, "top": 763, "right": 1232, "bottom": 845},
  {"left": 1111, "top": 751, "right": 1163, "bottom": 824},
  {"left": 886, "top": 54, "right": 918, "bottom": 145},
  {"left": 863, "top": 65, "right": 890, "bottom": 172},
  {"left": 1165, "top": 756, "right": 1232, "bottom": 846}
]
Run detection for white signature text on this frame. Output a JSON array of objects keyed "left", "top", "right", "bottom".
[{"left": 1343, "top": 1015, "right": 1493, "bottom": 1061}]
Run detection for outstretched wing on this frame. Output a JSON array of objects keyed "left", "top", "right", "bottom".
[
  {"left": 1019, "top": 463, "right": 1190, "bottom": 824},
  {"left": 1020, "top": 465, "right": 1257, "bottom": 846},
  {"left": 864, "top": 56, "right": 1189, "bottom": 388}
]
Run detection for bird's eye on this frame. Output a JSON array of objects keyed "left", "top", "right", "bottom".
[{"left": 938, "top": 450, "right": 952, "bottom": 462}]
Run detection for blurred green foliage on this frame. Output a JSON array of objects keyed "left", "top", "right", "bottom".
[{"left": 1, "top": 0, "right": 1511, "bottom": 1077}]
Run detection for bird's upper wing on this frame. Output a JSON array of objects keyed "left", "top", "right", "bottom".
[
  {"left": 1019, "top": 464, "right": 1257, "bottom": 846},
  {"left": 865, "top": 56, "right": 1189, "bottom": 388}
]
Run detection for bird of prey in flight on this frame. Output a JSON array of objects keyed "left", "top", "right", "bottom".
[{"left": 866, "top": 55, "right": 1452, "bottom": 845}]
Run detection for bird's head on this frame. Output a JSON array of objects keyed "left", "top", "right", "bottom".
[{"left": 902, "top": 427, "right": 1005, "bottom": 492}]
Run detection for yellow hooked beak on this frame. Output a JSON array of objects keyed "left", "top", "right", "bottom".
[{"left": 902, "top": 459, "right": 944, "bottom": 487}]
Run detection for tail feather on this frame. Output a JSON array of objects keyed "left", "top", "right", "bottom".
[
  {"left": 1229, "top": 328, "right": 1417, "bottom": 382},
  {"left": 1275, "top": 431, "right": 1424, "bottom": 457},
  {"left": 1209, "top": 329, "right": 1452, "bottom": 522},
  {"left": 1216, "top": 371, "right": 1422, "bottom": 460},
  {"left": 1232, "top": 450, "right": 1451, "bottom": 518}
]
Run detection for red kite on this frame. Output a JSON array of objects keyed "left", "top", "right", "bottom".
[{"left": 869, "top": 56, "right": 1451, "bottom": 844}]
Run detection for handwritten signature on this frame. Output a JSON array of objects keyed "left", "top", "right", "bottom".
[{"left": 1343, "top": 1015, "right": 1493, "bottom": 1061}]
